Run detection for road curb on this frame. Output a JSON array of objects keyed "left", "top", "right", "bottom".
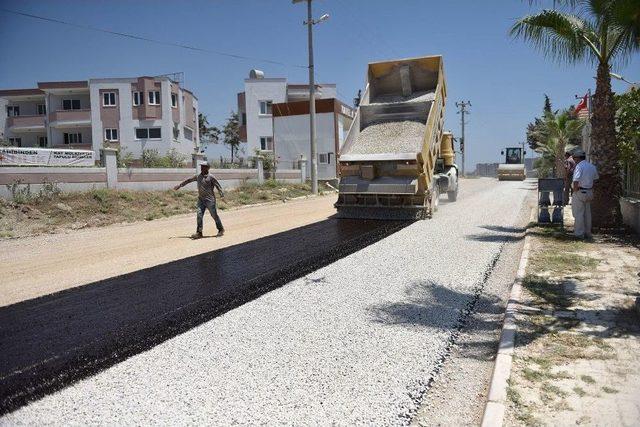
[{"left": 480, "top": 211, "right": 534, "bottom": 427}]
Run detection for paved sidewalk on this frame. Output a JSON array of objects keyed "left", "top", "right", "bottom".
[{"left": 505, "top": 213, "right": 640, "bottom": 426}]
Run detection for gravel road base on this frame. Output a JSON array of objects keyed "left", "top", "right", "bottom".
[
  {"left": 411, "top": 196, "right": 535, "bottom": 426},
  {"left": 3, "top": 179, "right": 535, "bottom": 425}
]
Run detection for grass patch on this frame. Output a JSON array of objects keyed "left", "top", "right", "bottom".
[
  {"left": 573, "top": 386, "right": 587, "bottom": 397},
  {"left": 531, "top": 251, "right": 598, "bottom": 274},
  {"left": 602, "top": 386, "right": 619, "bottom": 394},
  {"left": 522, "top": 275, "right": 573, "bottom": 308},
  {"left": 508, "top": 384, "right": 541, "bottom": 426},
  {"left": 581, "top": 375, "right": 596, "bottom": 384},
  {"left": 541, "top": 382, "right": 567, "bottom": 398},
  {"left": 0, "top": 181, "right": 330, "bottom": 239}
]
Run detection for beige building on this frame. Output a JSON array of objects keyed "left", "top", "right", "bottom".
[{"left": 1, "top": 76, "right": 199, "bottom": 161}]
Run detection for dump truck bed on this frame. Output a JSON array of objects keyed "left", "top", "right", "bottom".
[{"left": 335, "top": 56, "right": 447, "bottom": 219}]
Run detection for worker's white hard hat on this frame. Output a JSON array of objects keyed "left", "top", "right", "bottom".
[{"left": 198, "top": 160, "right": 210, "bottom": 167}]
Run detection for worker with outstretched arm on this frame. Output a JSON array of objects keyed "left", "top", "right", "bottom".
[{"left": 174, "top": 161, "right": 225, "bottom": 238}]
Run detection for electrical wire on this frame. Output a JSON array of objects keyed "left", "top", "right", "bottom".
[{"left": 0, "top": 7, "right": 308, "bottom": 70}]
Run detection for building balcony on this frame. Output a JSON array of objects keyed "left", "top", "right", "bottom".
[
  {"left": 6, "top": 115, "right": 46, "bottom": 133},
  {"left": 49, "top": 109, "right": 92, "bottom": 128}
]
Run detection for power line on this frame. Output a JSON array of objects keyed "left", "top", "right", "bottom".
[{"left": 0, "top": 7, "right": 307, "bottom": 69}]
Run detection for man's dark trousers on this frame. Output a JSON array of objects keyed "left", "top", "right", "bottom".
[{"left": 196, "top": 198, "right": 223, "bottom": 233}]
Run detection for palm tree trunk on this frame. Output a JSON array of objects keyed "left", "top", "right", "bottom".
[{"left": 590, "top": 61, "right": 622, "bottom": 227}]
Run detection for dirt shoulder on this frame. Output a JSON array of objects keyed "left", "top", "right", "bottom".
[
  {"left": 505, "top": 216, "right": 640, "bottom": 426},
  {"left": 0, "top": 194, "right": 337, "bottom": 307},
  {"left": 0, "top": 181, "right": 330, "bottom": 239}
]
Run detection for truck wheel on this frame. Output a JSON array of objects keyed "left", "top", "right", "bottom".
[{"left": 447, "top": 187, "right": 458, "bottom": 202}]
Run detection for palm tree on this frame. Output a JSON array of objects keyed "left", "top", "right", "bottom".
[
  {"left": 511, "top": 0, "right": 639, "bottom": 226},
  {"left": 532, "top": 110, "right": 584, "bottom": 178}
]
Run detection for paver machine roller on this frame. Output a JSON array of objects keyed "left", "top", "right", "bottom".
[
  {"left": 497, "top": 147, "right": 526, "bottom": 181},
  {"left": 335, "top": 55, "right": 458, "bottom": 220}
]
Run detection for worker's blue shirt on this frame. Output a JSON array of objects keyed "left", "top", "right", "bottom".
[{"left": 572, "top": 160, "right": 599, "bottom": 189}]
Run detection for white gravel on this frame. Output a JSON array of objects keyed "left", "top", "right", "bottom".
[
  {"left": 345, "top": 120, "right": 425, "bottom": 155},
  {"left": 369, "top": 90, "right": 436, "bottom": 105},
  {"left": 3, "top": 179, "right": 533, "bottom": 426}
]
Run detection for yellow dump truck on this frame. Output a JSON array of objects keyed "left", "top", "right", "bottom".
[
  {"left": 335, "top": 55, "right": 458, "bottom": 219},
  {"left": 497, "top": 147, "right": 526, "bottom": 181}
]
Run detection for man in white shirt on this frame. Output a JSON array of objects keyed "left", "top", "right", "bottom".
[{"left": 571, "top": 148, "right": 599, "bottom": 239}]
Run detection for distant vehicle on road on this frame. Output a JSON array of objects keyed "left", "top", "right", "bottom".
[{"left": 497, "top": 147, "right": 526, "bottom": 181}]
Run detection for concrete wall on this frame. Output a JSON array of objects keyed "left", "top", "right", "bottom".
[
  {"left": 620, "top": 197, "right": 640, "bottom": 235},
  {"left": 0, "top": 164, "right": 303, "bottom": 200},
  {"left": 273, "top": 112, "right": 337, "bottom": 179}
]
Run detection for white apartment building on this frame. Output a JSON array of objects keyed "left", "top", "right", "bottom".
[
  {"left": 1, "top": 76, "right": 199, "bottom": 162},
  {"left": 237, "top": 69, "right": 355, "bottom": 179},
  {"left": 237, "top": 69, "right": 337, "bottom": 155},
  {"left": 273, "top": 99, "right": 353, "bottom": 180}
]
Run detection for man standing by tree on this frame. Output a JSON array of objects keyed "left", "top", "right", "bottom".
[
  {"left": 572, "top": 148, "right": 598, "bottom": 240},
  {"left": 174, "top": 161, "right": 225, "bottom": 238}
]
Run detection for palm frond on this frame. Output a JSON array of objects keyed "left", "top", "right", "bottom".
[{"left": 510, "top": 9, "right": 602, "bottom": 64}]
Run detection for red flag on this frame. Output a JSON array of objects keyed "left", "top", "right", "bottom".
[{"left": 576, "top": 95, "right": 589, "bottom": 114}]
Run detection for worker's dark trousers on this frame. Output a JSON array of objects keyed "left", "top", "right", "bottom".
[{"left": 196, "top": 198, "right": 223, "bottom": 233}]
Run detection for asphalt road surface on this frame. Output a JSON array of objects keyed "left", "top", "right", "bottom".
[{"left": 1, "top": 178, "right": 534, "bottom": 424}]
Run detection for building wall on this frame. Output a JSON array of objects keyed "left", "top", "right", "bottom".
[
  {"left": 273, "top": 112, "right": 337, "bottom": 180},
  {"left": 244, "top": 79, "right": 287, "bottom": 155}
]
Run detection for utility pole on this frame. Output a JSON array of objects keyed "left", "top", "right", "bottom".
[
  {"left": 455, "top": 101, "right": 471, "bottom": 177},
  {"left": 293, "top": 0, "right": 329, "bottom": 195}
]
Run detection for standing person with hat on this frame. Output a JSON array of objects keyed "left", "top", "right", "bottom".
[
  {"left": 571, "top": 148, "right": 598, "bottom": 239},
  {"left": 174, "top": 161, "right": 225, "bottom": 238}
]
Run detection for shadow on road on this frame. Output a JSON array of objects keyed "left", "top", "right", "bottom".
[{"left": 0, "top": 217, "right": 410, "bottom": 415}]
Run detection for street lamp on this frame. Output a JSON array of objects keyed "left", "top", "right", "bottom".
[
  {"left": 610, "top": 72, "right": 638, "bottom": 86},
  {"left": 293, "top": 0, "right": 329, "bottom": 195}
]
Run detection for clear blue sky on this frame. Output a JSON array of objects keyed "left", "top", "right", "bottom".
[{"left": 0, "top": 0, "right": 637, "bottom": 168}]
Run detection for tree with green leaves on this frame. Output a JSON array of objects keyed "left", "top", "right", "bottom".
[
  {"left": 198, "top": 113, "right": 221, "bottom": 145},
  {"left": 532, "top": 109, "right": 585, "bottom": 178},
  {"left": 222, "top": 112, "right": 241, "bottom": 163},
  {"left": 511, "top": 0, "right": 640, "bottom": 226}
]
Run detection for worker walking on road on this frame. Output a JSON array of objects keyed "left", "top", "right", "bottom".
[
  {"left": 571, "top": 148, "right": 598, "bottom": 239},
  {"left": 174, "top": 161, "right": 225, "bottom": 238}
]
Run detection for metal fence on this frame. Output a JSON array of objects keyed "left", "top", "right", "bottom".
[{"left": 624, "top": 164, "right": 640, "bottom": 199}]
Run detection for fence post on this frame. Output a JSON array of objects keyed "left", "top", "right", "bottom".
[
  {"left": 192, "top": 152, "right": 205, "bottom": 172},
  {"left": 100, "top": 148, "right": 118, "bottom": 189},
  {"left": 299, "top": 156, "right": 307, "bottom": 183},
  {"left": 256, "top": 156, "right": 264, "bottom": 185}
]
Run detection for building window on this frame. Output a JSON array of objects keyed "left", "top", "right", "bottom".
[
  {"left": 7, "top": 106, "right": 20, "bottom": 116},
  {"left": 173, "top": 124, "right": 180, "bottom": 140},
  {"left": 259, "top": 136, "right": 273, "bottom": 151},
  {"left": 133, "top": 91, "right": 143, "bottom": 106},
  {"left": 104, "top": 128, "right": 118, "bottom": 141},
  {"left": 38, "top": 136, "right": 47, "bottom": 147},
  {"left": 8, "top": 137, "right": 21, "bottom": 147},
  {"left": 259, "top": 100, "right": 272, "bottom": 115},
  {"left": 171, "top": 93, "right": 178, "bottom": 108},
  {"left": 103, "top": 92, "right": 117, "bottom": 107},
  {"left": 63, "top": 99, "right": 81, "bottom": 110},
  {"left": 148, "top": 91, "right": 161, "bottom": 105},
  {"left": 318, "top": 153, "right": 330, "bottom": 164},
  {"left": 135, "top": 127, "right": 162, "bottom": 140},
  {"left": 184, "top": 127, "right": 193, "bottom": 141},
  {"left": 37, "top": 104, "right": 46, "bottom": 115},
  {"left": 63, "top": 132, "right": 83, "bottom": 144},
  {"left": 241, "top": 112, "right": 247, "bottom": 125}
]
